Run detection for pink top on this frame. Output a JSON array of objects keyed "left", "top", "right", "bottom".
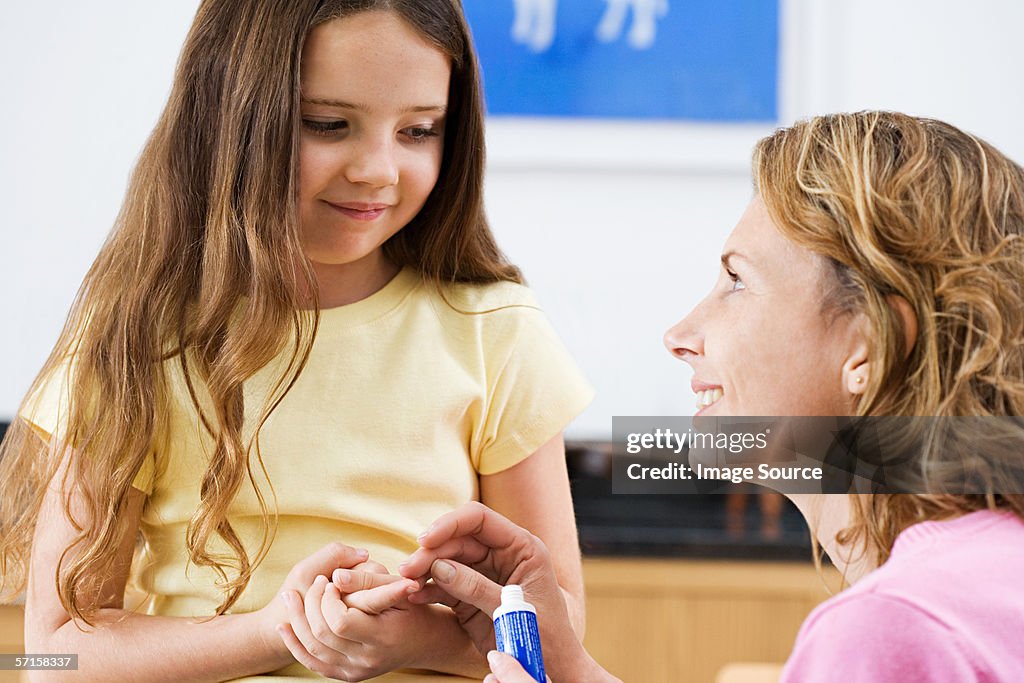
[{"left": 782, "top": 509, "right": 1024, "bottom": 682}]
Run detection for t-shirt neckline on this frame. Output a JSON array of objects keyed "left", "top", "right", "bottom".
[{"left": 315, "top": 266, "right": 420, "bottom": 327}]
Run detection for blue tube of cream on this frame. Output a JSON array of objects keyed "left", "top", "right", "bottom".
[{"left": 492, "top": 584, "right": 546, "bottom": 682}]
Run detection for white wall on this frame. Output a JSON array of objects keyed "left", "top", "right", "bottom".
[
  {"left": 3, "top": 1, "right": 1024, "bottom": 438},
  {"left": 1, "top": 2, "right": 200, "bottom": 418}
]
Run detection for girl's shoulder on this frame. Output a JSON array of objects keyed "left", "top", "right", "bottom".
[
  {"left": 433, "top": 278, "right": 540, "bottom": 316},
  {"left": 424, "top": 278, "right": 566, "bottom": 360}
]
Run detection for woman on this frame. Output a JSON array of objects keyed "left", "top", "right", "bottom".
[{"left": 401, "top": 111, "right": 1024, "bottom": 681}]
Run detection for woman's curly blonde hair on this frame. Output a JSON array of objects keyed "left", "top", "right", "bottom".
[{"left": 754, "top": 111, "right": 1024, "bottom": 565}]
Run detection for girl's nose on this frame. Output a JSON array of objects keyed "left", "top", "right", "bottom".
[{"left": 344, "top": 136, "right": 399, "bottom": 188}]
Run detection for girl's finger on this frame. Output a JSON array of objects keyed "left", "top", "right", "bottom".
[
  {"left": 352, "top": 559, "right": 389, "bottom": 574},
  {"left": 405, "top": 582, "right": 459, "bottom": 608},
  {"left": 320, "top": 581, "right": 368, "bottom": 648},
  {"left": 333, "top": 567, "right": 403, "bottom": 593},
  {"left": 320, "top": 602, "right": 378, "bottom": 641},
  {"left": 343, "top": 578, "right": 419, "bottom": 615},
  {"left": 296, "top": 542, "right": 369, "bottom": 577},
  {"left": 282, "top": 588, "right": 345, "bottom": 667},
  {"left": 275, "top": 621, "right": 347, "bottom": 679},
  {"left": 304, "top": 575, "right": 359, "bottom": 655}
]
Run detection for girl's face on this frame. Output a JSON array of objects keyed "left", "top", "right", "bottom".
[
  {"left": 663, "top": 197, "right": 866, "bottom": 417},
  {"left": 298, "top": 12, "right": 450, "bottom": 273}
]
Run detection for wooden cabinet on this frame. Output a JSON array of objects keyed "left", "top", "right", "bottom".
[{"left": 582, "top": 558, "right": 840, "bottom": 683}]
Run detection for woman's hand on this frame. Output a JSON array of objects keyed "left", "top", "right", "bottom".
[
  {"left": 485, "top": 650, "right": 550, "bottom": 683},
  {"left": 399, "top": 502, "right": 611, "bottom": 682}
]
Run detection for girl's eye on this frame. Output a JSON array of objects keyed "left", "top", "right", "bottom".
[
  {"left": 302, "top": 119, "right": 347, "bottom": 136},
  {"left": 726, "top": 269, "right": 746, "bottom": 292},
  {"left": 402, "top": 126, "right": 440, "bottom": 143}
]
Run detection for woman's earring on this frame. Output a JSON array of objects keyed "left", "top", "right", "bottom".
[{"left": 855, "top": 376, "right": 864, "bottom": 385}]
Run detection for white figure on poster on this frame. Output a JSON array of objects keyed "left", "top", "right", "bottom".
[
  {"left": 595, "top": 0, "right": 669, "bottom": 50},
  {"left": 511, "top": 0, "right": 558, "bottom": 52}
]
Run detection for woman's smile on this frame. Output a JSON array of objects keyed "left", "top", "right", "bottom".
[{"left": 692, "top": 379, "right": 724, "bottom": 414}]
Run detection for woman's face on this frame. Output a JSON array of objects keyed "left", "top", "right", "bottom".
[
  {"left": 664, "top": 197, "right": 865, "bottom": 417},
  {"left": 298, "top": 11, "right": 450, "bottom": 271}
]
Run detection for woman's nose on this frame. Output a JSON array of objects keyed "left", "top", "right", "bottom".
[
  {"left": 663, "top": 309, "right": 704, "bottom": 361},
  {"left": 344, "top": 135, "right": 399, "bottom": 187}
]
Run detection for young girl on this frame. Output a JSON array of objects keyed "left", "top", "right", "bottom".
[
  {"left": 0, "top": 1, "right": 590, "bottom": 680},
  {"left": 403, "top": 111, "right": 1024, "bottom": 682}
]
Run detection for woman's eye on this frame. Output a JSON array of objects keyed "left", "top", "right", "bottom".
[
  {"left": 302, "top": 119, "right": 348, "bottom": 136},
  {"left": 402, "top": 126, "right": 440, "bottom": 143},
  {"left": 727, "top": 269, "right": 746, "bottom": 292}
]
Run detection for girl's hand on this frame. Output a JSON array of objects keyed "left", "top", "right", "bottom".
[
  {"left": 331, "top": 566, "right": 408, "bottom": 594},
  {"left": 256, "top": 542, "right": 377, "bottom": 667},
  {"left": 276, "top": 573, "right": 427, "bottom": 680}
]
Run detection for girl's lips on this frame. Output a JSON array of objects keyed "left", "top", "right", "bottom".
[{"left": 325, "top": 201, "right": 390, "bottom": 221}]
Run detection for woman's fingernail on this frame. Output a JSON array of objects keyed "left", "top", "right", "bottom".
[
  {"left": 417, "top": 523, "right": 437, "bottom": 543},
  {"left": 355, "top": 548, "right": 369, "bottom": 559},
  {"left": 432, "top": 559, "right": 455, "bottom": 583},
  {"left": 487, "top": 650, "right": 501, "bottom": 666},
  {"left": 280, "top": 592, "right": 291, "bottom": 605},
  {"left": 336, "top": 569, "right": 351, "bottom": 583}
]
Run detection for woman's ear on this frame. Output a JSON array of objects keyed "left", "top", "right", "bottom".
[
  {"left": 888, "top": 295, "right": 918, "bottom": 360},
  {"left": 841, "top": 296, "right": 917, "bottom": 396},
  {"left": 842, "top": 338, "right": 870, "bottom": 395},
  {"left": 841, "top": 311, "right": 871, "bottom": 395}
]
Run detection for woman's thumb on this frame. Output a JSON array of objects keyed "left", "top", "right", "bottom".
[
  {"left": 430, "top": 558, "right": 502, "bottom": 614},
  {"left": 487, "top": 651, "right": 541, "bottom": 682}
]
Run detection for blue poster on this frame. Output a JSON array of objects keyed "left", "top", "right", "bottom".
[{"left": 463, "top": 0, "right": 779, "bottom": 122}]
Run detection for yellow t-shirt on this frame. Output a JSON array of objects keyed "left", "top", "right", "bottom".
[{"left": 19, "top": 267, "right": 593, "bottom": 681}]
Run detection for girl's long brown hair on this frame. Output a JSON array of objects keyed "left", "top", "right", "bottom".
[
  {"left": 0, "top": 0, "right": 519, "bottom": 622},
  {"left": 754, "top": 112, "right": 1024, "bottom": 566}
]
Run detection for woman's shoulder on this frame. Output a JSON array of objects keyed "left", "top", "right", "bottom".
[
  {"left": 853, "top": 510, "right": 1024, "bottom": 616},
  {"left": 800, "top": 587, "right": 955, "bottom": 639},
  {"left": 784, "top": 511, "right": 1024, "bottom": 681},
  {"left": 784, "top": 590, "right": 982, "bottom": 682}
]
